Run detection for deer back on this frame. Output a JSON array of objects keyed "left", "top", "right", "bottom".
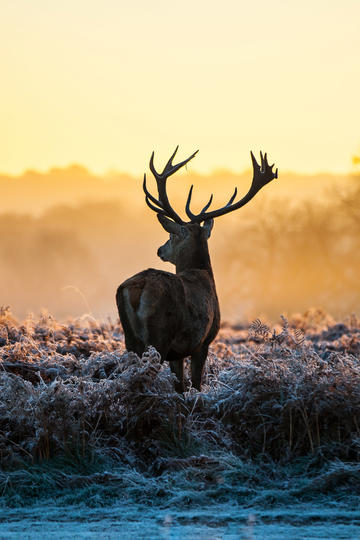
[{"left": 118, "top": 267, "right": 220, "bottom": 357}]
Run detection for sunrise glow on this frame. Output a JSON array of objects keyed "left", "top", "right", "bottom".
[{"left": 1, "top": 0, "right": 359, "bottom": 177}]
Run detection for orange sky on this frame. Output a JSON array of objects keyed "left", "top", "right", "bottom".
[{"left": 1, "top": 0, "right": 360, "bottom": 176}]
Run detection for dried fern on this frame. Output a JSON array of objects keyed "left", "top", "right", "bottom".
[{"left": 0, "top": 308, "right": 359, "bottom": 469}]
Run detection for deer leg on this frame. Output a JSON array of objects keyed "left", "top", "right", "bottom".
[
  {"left": 190, "top": 346, "right": 209, "bottom": 391},
  {"left": 120, "top": 313, "right": 143, "bottom": 356},
  {"left": 117, "top": 325, "right": 144, "bottom": 356},
  {"left": 116, "top": 288, "right": 146, "bottom": 357},
  {"left": 168, "top": 357, "right": 184, "bottom": 394},
  {"left": 121, "top": 323, "right": 145, "bottom": 357},
  {"left": 126, "top": 336, "right": 145, "bottom": 358}
]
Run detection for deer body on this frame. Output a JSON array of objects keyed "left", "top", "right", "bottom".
[
  {"left": 117, "top": 148, "right": 277, "bottom": 392},
  {"left": 117, "top": 221, "right": 220, "bottom": 392}
]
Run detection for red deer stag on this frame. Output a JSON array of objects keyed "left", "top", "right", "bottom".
[{"left": 116, "top": 148, "right": 277, "bottom": 392}]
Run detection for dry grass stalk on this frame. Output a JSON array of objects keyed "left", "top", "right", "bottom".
[{"left": 0, "top": 308, "right": 359, "bottom": 469}]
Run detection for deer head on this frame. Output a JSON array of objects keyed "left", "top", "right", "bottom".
[
  {"left": 156, "top": 216, "right": 214, "bottom": 272},
  {"left": 143, "top": 147, "right": 278, "bottom": 271}
]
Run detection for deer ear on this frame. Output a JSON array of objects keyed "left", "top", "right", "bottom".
[
  {"left": 157, "top": 214, "right": 182, "bottom": 235},
  {"left": 202, "top": 219, "right": 214, "bottom": 239}
]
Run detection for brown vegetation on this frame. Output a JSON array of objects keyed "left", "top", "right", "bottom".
[{"left": 1, "top": 307, "right": 359, "bottom": 471}]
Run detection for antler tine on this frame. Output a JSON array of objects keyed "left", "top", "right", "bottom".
[
  {"left": 226, "top": 187, "right": 238, "bottom": 206},
  {"left": 143, "top": 174, "right": 169, "bottom": 216},
  {"left": 186, "top": 187, "right": 214, "bottom": 221},
  {"left": 185, "top": 151, "right": 278, "bottom": 223},
  {"left": 186, "top": 186, "right": 238, "bottom": 222},
  {"left": 150, "top": 147, "right": 199, "bottom": 180},
  {"left": 149, "top": 146, "right": 179, "bottom": 179},
  {"left": 165, "top": 145, "right": 180, "bottom": 168},
  {"left": 145, "top": 148, "right": 199, "bottom": 224},
  {"left": 263, "top": 152, "right": 269, "bottom": 169},
  {"left": 143, "top": 174, "right": 163, "bottom": 209},
  {"left": 200, "top": 193, "right": 213, "bottom": 214},
  {"left": 144, "top": 195, "right": 168, "bottom": 216},
  {"left": 185, "top": 185, "right": 196, "bottom": 220},
  {"left": 161, "top": 148, "right": 199, "bottom": 179},
  {"left": 250, "top": 150, "right": 261, "bottom": 172}
]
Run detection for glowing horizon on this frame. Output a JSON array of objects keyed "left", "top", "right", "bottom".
[
  {"left": 0, "top": 159, "right": 356, "bottom": 180},
  {"left": 1, "top": 0, "right": 359, "bottom": 177}
]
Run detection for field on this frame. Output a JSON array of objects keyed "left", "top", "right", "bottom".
[{"left": 0, "top": 307, "right": 360, "bottom": 538}]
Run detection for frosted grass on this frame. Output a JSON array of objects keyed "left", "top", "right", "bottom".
[{"left": 0, "top": 308, "right": 360, "bottom": 537}]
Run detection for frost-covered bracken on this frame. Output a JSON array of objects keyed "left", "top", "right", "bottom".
[{"left": 0, "top": 306, "right": 359, "bottom": 473}]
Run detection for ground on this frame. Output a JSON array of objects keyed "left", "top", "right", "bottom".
[{"left": 0, "top": 307, "right": 359, "bottom": 538}]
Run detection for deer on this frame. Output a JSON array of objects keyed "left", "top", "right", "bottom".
[{"left": 116, "top": 147, "right": 278, "bottom": 393}]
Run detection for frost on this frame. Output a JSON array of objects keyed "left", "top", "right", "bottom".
[{"left": 0, "top": 309, "right": 359, "bottom": 537}]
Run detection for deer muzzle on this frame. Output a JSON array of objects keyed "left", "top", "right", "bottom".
[{"left": 157, "top": 246, "right": 167, "bottom": 261}]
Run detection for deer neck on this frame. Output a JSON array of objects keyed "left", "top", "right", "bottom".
[{"left": 175, "top": 238, "right": 214, "bottom": 279}]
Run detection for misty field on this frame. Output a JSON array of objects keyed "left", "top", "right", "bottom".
[
  {"left": 1, "top": 167, "right": 360, "bottom": 323},
  {"left": 0, "top": 307, "right": 360, "bottom": 538}
]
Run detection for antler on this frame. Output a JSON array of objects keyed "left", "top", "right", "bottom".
[
  {"left": 143, "top": 148, "right": 278, "bottom": 224},
  {"left": 185, "top": 151, "right": 278, "bottom": 223},
  {"left": 143, "top": 146, "right": 198, "bottom": 224}
]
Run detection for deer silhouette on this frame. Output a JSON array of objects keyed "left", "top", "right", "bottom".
[{"left": 117, "top": 148, "right": 278, "bottom": 392}]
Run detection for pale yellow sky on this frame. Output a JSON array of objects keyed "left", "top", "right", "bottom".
[{"left": 1, "top": 0, "right": 359, "bottom": 176}]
